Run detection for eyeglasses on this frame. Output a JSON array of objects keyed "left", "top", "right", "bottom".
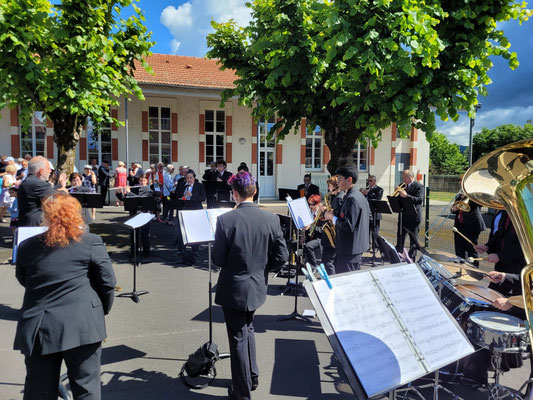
[{"left": 308, "top": 202, "right": 316, "bottom": 206}]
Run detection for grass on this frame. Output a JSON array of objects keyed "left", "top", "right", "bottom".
[{"left": 429, "top": 191, "right": 457, "bottom": 202}]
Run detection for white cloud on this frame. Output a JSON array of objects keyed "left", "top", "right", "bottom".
[
  {"left": 170, "top": 39, "right": 181, "bottom": 54},
  {"left": 160, "top": 0, "right": 252, "bottom": 57},
  {"left": 436, "top": 105, "right": 533, "bottom": 145}
]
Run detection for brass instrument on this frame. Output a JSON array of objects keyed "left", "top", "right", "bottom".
[
  {"left": 322, "top": 192, "right": 336, "bottom": 248},
  {"left": 461, "top": 139, "right": 533, "bottom": 357},
  {"left": 391, "top": 182, "right": 407, "bottom": 197},
  {"left": 360, "top": 185, "right": 370, "bottom": 193},
  {"left": 308, "top": 206, "right": 322, "bottom": 237},
  {"left": 451, "top": 190, "right": 471, "bottom": 212}
]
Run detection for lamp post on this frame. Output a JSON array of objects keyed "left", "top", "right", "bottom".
[{"left": 468, "top": 104, "right": 481, "bottom": 166}]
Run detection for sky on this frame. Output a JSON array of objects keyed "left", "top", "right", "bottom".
[{"left": 127, "top": 0, "right": 533, "bottom": 145}]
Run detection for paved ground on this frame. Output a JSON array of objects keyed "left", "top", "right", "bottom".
[{"left": 0, "top": 202, "right": 530, "bottom": 399}]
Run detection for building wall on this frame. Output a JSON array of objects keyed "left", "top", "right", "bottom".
[{"left": 0, "top": 86, "right": 430, "bottom": 198}]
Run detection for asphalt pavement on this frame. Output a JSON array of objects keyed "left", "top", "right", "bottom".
[{"left": 0, "top": 203, "right": 530, "bottom": 399}]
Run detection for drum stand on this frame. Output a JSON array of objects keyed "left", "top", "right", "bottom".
[{"left": 489, "top": 349, "right": 524, "bottom": 400}]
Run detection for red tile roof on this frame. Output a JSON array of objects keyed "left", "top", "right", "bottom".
[{"left": 133, "top": 54, "right": 237, "bottom": 90}]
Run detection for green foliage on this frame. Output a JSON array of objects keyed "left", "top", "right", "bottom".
[
  {"left": 206, "top": 0, "right": 531, "bottom": 173},
  {"left": 0, "top": 0, "right": 153, "bottom": 172},
  {"left": 473, "top": 123, "right": 533, "bottom": 161},
  {"left": 428, "top": 132, "right": 467, "bottom": 175}
]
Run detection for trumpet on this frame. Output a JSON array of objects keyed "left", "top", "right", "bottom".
[
  {"left": 391, "top": 182, "right": 407, "bottom": 197},
  {"left": 360, "top": 185, "right": 370, "bottom": 193}
]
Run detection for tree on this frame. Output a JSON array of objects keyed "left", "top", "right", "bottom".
[
  {"left": 206, "top": 0, "right": 531, "bottom": 173},
  {"left": 429, "top": 132, "right": 467, "bottom": 175},
  {"left": 473, "top": 124, "right": 533, "bottom": 161},
  {"left": 0, "top": 0, "right": 153, "bottom": 173}
]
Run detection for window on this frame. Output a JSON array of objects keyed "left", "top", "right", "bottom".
[
  {"left": 20, "top": 112, "right": 46, "bottom": 157},
  {"left": 205, "top": 109, "right": 225, "bottom": 163},
  {"left": 305, "top": 125, "right": 322, "bottom": 170},
  {"left": 352, "top": 141, "right": 368, "bottom": 171},
  {"left": 87, "top": 118, "right": 112, "bottom": 164},
  {"left": 257, "top": 116, "right": 276, "bottom": 177},
  {"left": 149, "top": 106, "right": 171, "bottom": 165}
]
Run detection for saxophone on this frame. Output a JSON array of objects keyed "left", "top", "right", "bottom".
[{"left": 323, "top": 192, "right": 336, "bottom": 248}]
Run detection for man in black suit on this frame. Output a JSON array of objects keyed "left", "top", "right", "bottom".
[
  {"left": 296, "top": 174, "right": 320, "bottom": 199},
  {"left": 452, "top": 193, "right": 485, "bottom": 265},
  {"left": 215, "top": 159, "right": 232, "bottom": 202},
  {"left": 214, "top": 171, "right": 288, "bottom": 400},
  {"left": 98, "top": 160, "right": 112, "bottom": 205},
  {"left": 18, "top": 156, "right": 67, "bottom": 227},
  {"left": 361, "top": 174, "right": 383, "bottom": 238},
  {"left": 395, "top": 170, "right": 424, "bottom": 259},
  {"left": 324, "top": 165, "right": 370, "bottom": 274}
]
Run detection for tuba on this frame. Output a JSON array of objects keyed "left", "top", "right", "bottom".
[{"left": 462, "top": 139, "right": 533, "bottom": 354}]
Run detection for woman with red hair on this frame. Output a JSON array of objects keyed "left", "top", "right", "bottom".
[{"left": 14, "top": 193, "right": 116, "bottom": 400}]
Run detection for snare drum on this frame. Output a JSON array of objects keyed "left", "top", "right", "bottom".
[
  {"left": 467, "top": 311, "right": 529, "bottom": 353},
  {"left": 418, "top": 255, "right": 455, "bottom": 290},
  {"left": 441, "top": 284, "right": 499, "bottom": 323}
]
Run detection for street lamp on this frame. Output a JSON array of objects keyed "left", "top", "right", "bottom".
[{"left": 468, "top": 104, "right": 482, "bottom": 166}]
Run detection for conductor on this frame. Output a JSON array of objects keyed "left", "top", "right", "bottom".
[{"left": 213, "top": 171, "right": 288, "bottom": 400}]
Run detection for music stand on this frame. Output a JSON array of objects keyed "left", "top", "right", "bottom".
[
  {"left": 212, "top": 200, "right": 236, "bottom": 209},
  {"left": 123, "top": 196, "right": 156, "bottom": 214},
  {"left": 388, "top": 195, "right": 417, "bottom": 253},
  {"left": 117, "top": 212, "right": 153, "bottom": 303},
  {"left": 203, "top": 181, "right": 217, "bottom": 208},
  {"left": 368, "top": 200, "right": 392, "bottom": 267},
  {"left": 70, "top": 192, "right": 104, "bottom": 209},
  {"left": 278, "top": 188, "right": 300, "bottom": 201}
]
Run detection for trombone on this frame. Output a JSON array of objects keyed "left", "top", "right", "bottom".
[{"left": 391, "top": 182, "right": 406, "bottom": 197}]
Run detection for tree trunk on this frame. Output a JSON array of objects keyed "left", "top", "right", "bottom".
[
  {"left": 51, "top": 113, "right": 82, "bottom": 176},
  {"left": 324, "top": 122, "right": 362, "bottom": 175}
]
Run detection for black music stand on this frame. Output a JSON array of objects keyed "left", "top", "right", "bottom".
[
  {"left": 275, "top": 213, "right": 297, "bottom": 282},
  {"left": 368, "top": 199, "right": 392, "bottom": 267},
  {"left": 70, "top": 192, "right": 104, "bottom": 209},
  {"left": 117, "top": 212, "right": 153, "bottom": 303},
  {"left": 212, "top": 200, "right": 236, "bottom": 209},
  {"left": 203, "top": 181, "right": 217, "bottom": 208},
  {"left": 278, "top": 188, "right": 301, "bottom": 201},
  {"left": 123, "top": 196, "right": 156, "bottom": 214},
  {"left": 388, "top": 195, "right": 417, "bottom": 253}
]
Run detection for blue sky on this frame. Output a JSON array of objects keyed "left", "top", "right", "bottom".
[{"left": 128, "top": 0, "right": 533, "bottom": 145}]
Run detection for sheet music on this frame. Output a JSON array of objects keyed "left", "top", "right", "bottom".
[
  {"left": 287, "top": 197, "right": 313, "bottom": 229},
  {"left": 373, "top": 264, "right": 474, "bottom": 371},
  {"left": 16, "top": 226, "right": 48, "bottom": 245},
  {"left": 313, "top": 273, "right": 424, "bottom": 397},
  {"left": 179, "top": 210, "right": 212, "bottom": 243},
  {"left": 206, "top": 208, "right": 231, "bottom": 237},
  {"left": 124, "top": 212, "right": 154, "bottom": 229}
]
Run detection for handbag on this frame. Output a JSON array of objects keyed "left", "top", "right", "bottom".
[{"left": 180, "top": 342, "right": 219, "bottom": 389}]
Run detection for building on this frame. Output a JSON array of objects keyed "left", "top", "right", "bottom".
[{"left": 0, "top": 54, "right": 429, "bottom": 198}]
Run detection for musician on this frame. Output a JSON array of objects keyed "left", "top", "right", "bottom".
[
  {"left": 202, "top": 161, "right": 217, "bottom": 182},
  {"left": 18, "top": 156, "right": 67, "bottom": 227},
  {"left": 215, "top": 159, "right": 232, "bottom": 202},
  {"left": 324, "top": 165, "right": 370, "bottom": 273},
  {"left": 97, "top": 160, "right": 111, "bottom": 206},
  {"left": 303, "top": 194, "right": 323, "bottom": 269},
  {"left": 395, "top": 170, "right": 424, "bottom": 259},
  {"left": 14, "top": 194, "right": 116, "bottom": 400},
  {"left": 452, "top": 192, "right": 485, "bottom": 266},
  {"left": 297, "top": 174, "right": 320, "bottom": 199},
  {"left": 127, "top": 161, "right": 144, "bottom": 187},
  {"left": 68, "top": 173, "right": 93, "bottom": 224},
  {"left": 213, "top": 171, "right": 288, "bottom": 399},
  {"left": 203, "top": 161, "right": 218, "bottom": 208},
  {"left": 361, "top": 175, "right": 383, "bottom": 237},
  {"left": 116, "top": 174, "right": 153, "bottom": 260},
  {"left": 320, "top": 176, "right": 343, "bottom": 275}
]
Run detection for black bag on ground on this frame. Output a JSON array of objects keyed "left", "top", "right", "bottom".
[{"left": 180, "top": 342, "right": 219, "bottom": 389}]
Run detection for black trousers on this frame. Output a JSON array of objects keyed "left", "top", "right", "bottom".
[
  {"left": 99, "top": 185, "right": 109, "bottom": 206},
  {"left": 303, "top": 238, "right": 322, "bottom": 268},
  {"left": 321, "top": 239, "right": 336, "bottom": 275},
  {"left": 335, "top": 252, "right": 362, "bottom": 274},
  {"left": 396, "top": 217, "right": 420, "bottom": 259},
  {"left": 162, "top": 196, "right": 172, "bottom": 221},
  {"left": 24, "top": 341, "right": 102, "bottom": 400},
  {"left": 223, "top": 307, "right": 258, "bottom": 400},
  {"left": 454, "top": 227, "right": 480, "bottom": 266}
]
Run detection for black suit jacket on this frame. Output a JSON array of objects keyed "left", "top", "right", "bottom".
[
  {"left": 402, "top": 181, "right": 424, "bottom": 223},
  {"left": 214, "top": 202, "right": 289, "bottom": 311},
  {"left": 176, "top": 181, "right": 206, "bottom": 210},
  {"left": 366, "top": 185, "right": 384, "bottom": 220},
  {"left": 334, "top": 186, "right": 370, "bottom": 256},
  {"left": 453, "top": 194, "right": 485, "bottom": 233},
  {"left": 14, "top": 232, "right": 116, "bottom": 356},
  {"left": 203, "top": 169, "right": 218, "bottom": 182},
  {"left": 216, "top": 170, "right": 232, "bottom": 201},
  {"left": 98, "top": 165, "right": 111, "bottom": 187},
  {"left": 297, "top": 183, "right": 320, "bottom": 198},
  {"left": 486, "top": 211, "right": 526, "bottom": 296},
  {"left": 18, "top": 174, "right": 56, "bottom": 227}
]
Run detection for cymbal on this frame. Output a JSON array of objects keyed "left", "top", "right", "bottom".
[
  {"left": 507, "top": 295, "right": 525, "bottom": 309},
  {"left": 426, "top": 251, "right": 459, "bottom": 263},
  {"left": 438, "top": 261, "right": 489, "bottom": 282}
]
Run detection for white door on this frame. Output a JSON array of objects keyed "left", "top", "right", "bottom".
[{"left": 258, "top": 117, "right": 276, "bottom": 198}]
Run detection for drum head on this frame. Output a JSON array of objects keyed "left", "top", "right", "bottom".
[
  {"left": 456, "top": 284, "right": 504, "bottom": 306},
  {"left": 469, "top": 311, "right": 526, "bottom": 333}
]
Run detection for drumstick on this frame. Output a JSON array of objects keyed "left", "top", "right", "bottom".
[
  {"left": 452, "top": 227, "right": 476, "bottom": 247},
  {"left": 467, "top": 257, "right": 486, "bottom": 263}
]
